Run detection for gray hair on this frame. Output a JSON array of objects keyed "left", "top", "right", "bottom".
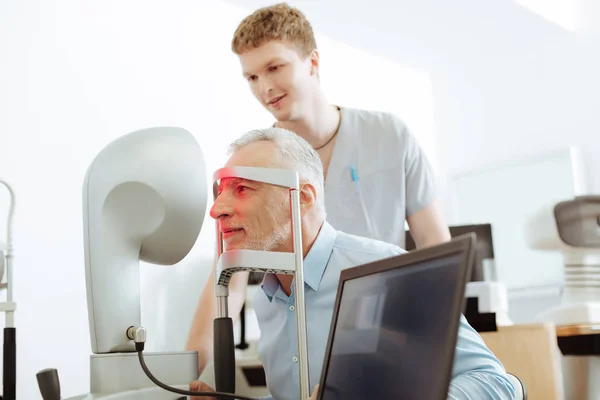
[{"left": 228, "top": 127, "right": 326, "bottom": 215}]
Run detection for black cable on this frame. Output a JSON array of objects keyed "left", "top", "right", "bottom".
[{"left": 136, "top": 349, "right": 260, "bottom": 400}]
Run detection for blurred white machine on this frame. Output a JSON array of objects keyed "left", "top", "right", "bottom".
[
  {"left": 37, "top": 127, "right": 210, "bottom": 399},
  {"left": 525, "top": 195, "right": 600, "bottom": 400}
]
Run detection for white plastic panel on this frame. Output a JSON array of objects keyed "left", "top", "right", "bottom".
[
  {"left": 83, "top": 127, "right": 207, "bottom": 354},
  {"left": 213, "top": 166, "right": 300, "bottom": 197}
]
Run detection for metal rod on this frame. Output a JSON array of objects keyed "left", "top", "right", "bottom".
[
  {"left": 216, "top": 224, "right": 224, "bottom": 258},
  {"left": 1, "top": 180, "right": 16, "bottom": 400},
  {"left": 5, "top": 255, "right": 13, "bottom": 327},
  {"left": 216, "top": 222, "right": 228, "bottom": 319},
  {"left": 1, "top": 180, "right": 15, "bottom": 328},
  {"left": 291, "top": 189, "right": 310, "bottom": 400},
  {"left": 217, "top": 297, "right": 228, "bottom": 318}
]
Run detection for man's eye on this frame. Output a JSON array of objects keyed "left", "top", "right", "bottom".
[
  {"left": 268, "top": 65, "right": 279, "bottom": 72},
  {"left": 236, "top": 186, "right": 248, "bottom": 193}
]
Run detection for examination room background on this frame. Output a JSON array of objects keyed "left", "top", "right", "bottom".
[{"left": 1, "top": 0, "right": 600, "bottom": 398}]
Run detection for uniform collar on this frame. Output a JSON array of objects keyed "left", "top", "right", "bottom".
[{"left": 261, "top": 221, "right": 337, "bottom": 301}]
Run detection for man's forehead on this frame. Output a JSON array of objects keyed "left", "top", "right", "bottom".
[
  {"left": 217, "top": 177, "right": 259, "bottom": 189},
  {"left": 218, "top": 177, "right": 244, "bottom": 187},
  {"left": 242, "top": 56, "right": 284, "bottom": 76},
  {"left": 240, "top": 40, "right": 298, "bottom": 75}
]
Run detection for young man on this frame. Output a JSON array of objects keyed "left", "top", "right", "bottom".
[
  {"left": 186, "top": 2, "right": 451, "bottom": 373},
  {"left": 189, "top": 128, "right": 515, "bottom": 400}
]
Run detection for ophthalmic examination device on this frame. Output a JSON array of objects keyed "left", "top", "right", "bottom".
[{"left": 35, "top": 126, "right": 310, "bottom": 400}]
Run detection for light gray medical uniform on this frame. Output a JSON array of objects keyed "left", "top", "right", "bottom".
[{"left": 323, "top": 106, "right": 438, "bottom": 248}]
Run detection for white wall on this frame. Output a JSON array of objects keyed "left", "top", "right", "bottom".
[{"left": 0, "top": 1, "right": 435, "bottom": 398}]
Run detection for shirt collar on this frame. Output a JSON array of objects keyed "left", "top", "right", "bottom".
[{"left": 261, "top": 221, "right": 337, "bottom": 301}]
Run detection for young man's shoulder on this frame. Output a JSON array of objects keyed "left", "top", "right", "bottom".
[{"left": 340, "top": 106, "right": 411, "bottom": 142}]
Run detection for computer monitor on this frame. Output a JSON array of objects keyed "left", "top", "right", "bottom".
[
  {"left": 405, "top": 224, "right": 494, "bottom": 282},
  {"left": 317, "top": 234, "right": 475, "bottom": 400}
]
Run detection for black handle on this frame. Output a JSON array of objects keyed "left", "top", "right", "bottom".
[
  {"left": 36, "top": 368, "right": 61, "bottom": 400},
  {"left": 214, "top": 317, "right": 236, "bottom": 399},
  {"left": 3, "top": 328, "right": 16, "bottom": 400},
  {"left": 236, "top": 302, "right": 249, "bottom": 350}
]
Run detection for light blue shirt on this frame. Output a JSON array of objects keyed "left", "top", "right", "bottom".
[{"left": 253, "top": 221, "right": 515, "bottom": 400}]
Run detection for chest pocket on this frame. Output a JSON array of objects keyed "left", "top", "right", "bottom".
[{"left": 327, "top": 165, "right": 406, "bottom": 245}]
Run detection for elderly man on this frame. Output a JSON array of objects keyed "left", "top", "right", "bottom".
[{"left": 190, "top": 127, "right": 515, "bottom": 400}]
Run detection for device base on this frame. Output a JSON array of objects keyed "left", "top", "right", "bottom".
[
  {"left": 89, "top": 351, "right": 198, "bottom": 394},
  {"left": 63, "top": 384, "right": 194, "bottom": 399}
]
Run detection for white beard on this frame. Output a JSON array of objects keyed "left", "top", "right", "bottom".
[
  {"left": 245, "top": 218, "right": 291, "bottom": 251},
  {"left": 231, "top": 199, "right": 292, "bottom": 251}
]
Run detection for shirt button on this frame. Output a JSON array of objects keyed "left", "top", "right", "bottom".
[
  {"left": 292, "top": 356, "right": 298, "bottom": 363},
  {"left": 289, "top": 305, "right": 295, "bottom": 311}
]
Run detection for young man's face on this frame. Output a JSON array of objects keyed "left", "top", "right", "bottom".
[
  {"left": 210, "top": 141, "right": 292, "bottom": 251},
  {"left": 238, "top": 40, "right": 318, "bottom": 121}
]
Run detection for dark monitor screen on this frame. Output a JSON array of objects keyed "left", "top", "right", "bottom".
[
  {"left": 405, "top": 224, "right": 494, "bottom": 282},
  {"left": 318, "top": 236, "right": 474, "bottom": 400}
]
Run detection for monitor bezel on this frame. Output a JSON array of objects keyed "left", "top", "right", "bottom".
[{"left": 316, "top": 233, "right": 476, "bottom": 400}]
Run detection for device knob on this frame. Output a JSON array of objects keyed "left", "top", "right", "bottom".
[{"left": 36, "top": 368, "right": 61, "bottom": 400}]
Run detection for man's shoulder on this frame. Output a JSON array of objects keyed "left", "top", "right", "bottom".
[
  {"left": 341, "top": 106, "right": 409, "bottom": 135},
  {"left": 339, "top": 106, "right": 413, "bottom": 153},
  {"left": 332, "top": 228, "right": 407, "bottom": 260}
]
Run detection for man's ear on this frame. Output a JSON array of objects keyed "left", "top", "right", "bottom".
[
  {"left": 299, "top": 182, "right": 318, "bottom": 215},
  {"left": 309, "top": 49, "right": 320, "bottom": 76}
]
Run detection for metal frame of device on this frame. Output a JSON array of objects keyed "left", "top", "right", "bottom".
[
  {"left": 317, "top": 234, "right": 476, "bottom": 400},
  {"left": 0, "top": 179, "right": 16, "bottom": 400},
  {"left": 212, "top": 166, "right": 310, "bottom": 400}
]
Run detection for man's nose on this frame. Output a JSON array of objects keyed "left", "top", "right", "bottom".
[
  {"left": 259, "top": 77, "right": 274, "bottom": 97},
  {"left": 209, "top": 195, "right": 232, "bottom": 220}
]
